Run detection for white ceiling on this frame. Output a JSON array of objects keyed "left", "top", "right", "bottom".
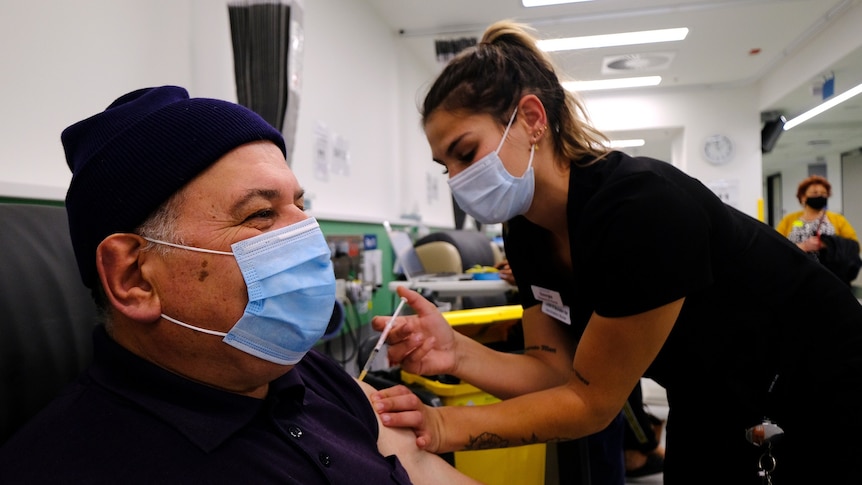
[{"left": 363, "top": 0, "right": 862, "bottom": 173}]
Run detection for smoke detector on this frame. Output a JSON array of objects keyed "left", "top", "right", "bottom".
[{"left": 602, "top": 52, "right": 675, "bottom": 74}]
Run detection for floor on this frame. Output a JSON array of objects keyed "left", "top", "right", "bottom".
[{"left": 627, "top": 471, "right": 664, "bottom": 484}]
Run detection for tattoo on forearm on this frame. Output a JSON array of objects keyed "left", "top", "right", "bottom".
[
  {"left": 465, "top": 433, "right": 509, "bottom": 450},
  {"left": 574, "top": 369, "right": 590, "bottom": 386},
  {"left": 523, "top": 344, "right": 557, "bottom": 353},
  {"left": 467, "top": 432, "right": 576, "bottom": 450},
  {"left": 521, "top": 433, "right": 541, "bottom": 445}
]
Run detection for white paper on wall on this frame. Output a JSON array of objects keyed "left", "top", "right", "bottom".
[
  {"left": 313, "top": 122, "right": 330, "bottom": 182},
  {"left": 706, "top": 178, "right": 739, "bottom": 208},
  {"left": 331, "top": 134, "right": 350, "bottom": 176}
]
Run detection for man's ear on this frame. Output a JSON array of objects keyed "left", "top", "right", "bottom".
[
  {"left": 96, "top": 234, "right": 161, "bottom": 322},
  {"left": 517, "top": 94, "right": 548, "bottom": 134}
]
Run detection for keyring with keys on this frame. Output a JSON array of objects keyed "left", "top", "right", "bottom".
[{"left": 745, "top": 418, "right": 784, "bottom": 485}]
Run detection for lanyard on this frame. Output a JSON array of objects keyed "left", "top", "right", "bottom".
[{"left": 814, "top": 213, "right": 827, "bottom": 238}]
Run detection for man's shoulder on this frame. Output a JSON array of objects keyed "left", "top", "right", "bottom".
[
  {"left": 295, "top": 349, "right": 367, "bottom": 402},
  {"left": 296, "top": 348, "right": 355, "bottom": 386}
]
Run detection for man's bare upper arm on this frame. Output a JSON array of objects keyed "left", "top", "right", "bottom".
[{"left": 354, "top": 379, "right": 481, "bottom": 485}]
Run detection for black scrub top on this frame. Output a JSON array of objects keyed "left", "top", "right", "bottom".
[{"left": 504, "top": 150, "right": 862, "bottom": 422}]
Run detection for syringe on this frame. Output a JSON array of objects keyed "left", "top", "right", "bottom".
[{"left": 358, "top": 297, "right": 408, "bottom": 381}]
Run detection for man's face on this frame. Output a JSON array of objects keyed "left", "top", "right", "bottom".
[{"left": 149, "top": 140, "right": 307, "bottom": 348}]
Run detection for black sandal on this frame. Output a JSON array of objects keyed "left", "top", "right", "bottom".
[{"left": 625, "top": 453, "right": 664, "bottom": 478}]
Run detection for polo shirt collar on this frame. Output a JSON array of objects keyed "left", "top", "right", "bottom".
[{"left": 88, "top": 326, "right": 308, "bottom": 452}]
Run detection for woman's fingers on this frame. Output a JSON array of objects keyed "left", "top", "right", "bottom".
[
  {"left": 400, "top": 336, "right": 438, "bottom": 373},
  {"left": 396, "top": 286, "right": 442, "bottom": 316},
  {"left": 371, "top": 386, "right": 426, "bottom": 426}
]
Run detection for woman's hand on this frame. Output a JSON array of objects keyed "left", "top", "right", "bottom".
[
  {"left": 494, "top": 260, "right": 515, "bottom": 285},
  {"left": 799, "top": 235, "right": 822, "bottom": 253},
  {"left": 370, "top": 384, "right": 442, "bottom": 452},
  {"left": 371, "top": 287, "right": 460, "bottom": 376}
]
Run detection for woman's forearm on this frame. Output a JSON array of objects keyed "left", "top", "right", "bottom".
[
  {"left": 451, "top": 332, "right": 569, "bottom": 399},
  {"left": 434, "top": 384, "right": 612, "bottom": 453}
]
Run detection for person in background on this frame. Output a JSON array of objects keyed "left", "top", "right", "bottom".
[
  {"left": 776, "top": 175, "right": 861, "bottom": 284},
  {"left": 0, "top": 85, "right": 478, "bottom": 485},
  {"left": 776, "top": 174, "right": 858, "bottom": 253},
  {"left": 369, "top": 20, "right": 862, "bottom": 485}
]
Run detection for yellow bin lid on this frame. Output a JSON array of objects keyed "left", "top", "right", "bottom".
[{"left": 441, "top": 305, "right": 523, "bottom": 327}]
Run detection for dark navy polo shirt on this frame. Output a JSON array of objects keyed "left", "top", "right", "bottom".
[{"left": 0, "top": 326, "right": 412, "bottom": 484}]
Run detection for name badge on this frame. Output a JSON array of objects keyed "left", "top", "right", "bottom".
[
  {"left": 531, "top": 285, "right": 563, "bottom": 305},
  {"left": 541, "top": 301, "right": 571, "bottom": 325}
]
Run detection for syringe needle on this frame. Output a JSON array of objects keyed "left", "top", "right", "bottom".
[{"left": 358, "top": 297, "right": 408, "bottom": 381}]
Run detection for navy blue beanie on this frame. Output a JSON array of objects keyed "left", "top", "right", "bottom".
[{"left": 62, "top": 85, "right": 286, "bottom": 288}]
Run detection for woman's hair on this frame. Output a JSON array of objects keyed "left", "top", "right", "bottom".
[
  {"left": 795, "top": 175, "right": 831, "bottom": 203},
  {"left": 421, "top": 20, "right": 610, "bottom": 165}
]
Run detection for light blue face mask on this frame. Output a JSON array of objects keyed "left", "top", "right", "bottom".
[
  {"left": 144, "top": 217, "right": 336, "bottom": 365},
  {"left": 447, "top": 107, "right": 536, "bottom": 224}
]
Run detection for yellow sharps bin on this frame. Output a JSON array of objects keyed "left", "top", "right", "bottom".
[{"left": 400, "top": 305, "right": 546, "bottom": 485}]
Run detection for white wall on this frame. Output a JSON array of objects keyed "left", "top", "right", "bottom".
[
  {"left": 0, "top": 0, "right": 451, "bottom": 227},
  {"left": 0, "top": 0, "right": 852, "bottom": 228},
  {"left": 585, "top": 86, "right": 763, "bottom": 218},
  {"left": 394, "top": 48, "right": 455, "bottom": 228},
  {"left": 291, "top": 0, "right": 402, "bottom": 224},
  {"left": 0, "top": 0, "right": 193, "bottom": 199}
]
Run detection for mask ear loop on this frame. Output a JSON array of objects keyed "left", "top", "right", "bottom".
[
  {"left": 496, "top": 107, "right": 519, "bottom": 152},
  {"left": 160, "top": 313, "right": 229, "bottom": 337},
  {"left": 523, "top": 124, "right": 546, "bottom": 174},
  {"left": 142, "top": 237, "right": 234, "bottom": 256}
]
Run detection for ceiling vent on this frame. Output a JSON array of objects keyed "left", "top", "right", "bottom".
[{"left": 602, "top": 52, "right": 675, "bottom": 74}]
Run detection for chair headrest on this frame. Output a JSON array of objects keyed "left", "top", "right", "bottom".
[{"left": 0, "top": 204, "right": 97, "bottom": 444}]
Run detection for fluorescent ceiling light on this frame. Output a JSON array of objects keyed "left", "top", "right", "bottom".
[
  {"left": 538, "top": 28, "right": 689, "bottom": 52},
  {"left": 523, "top": 0, "right": 594, "bottom": 6},
  {"left": 607, "top": 139, "right": 646, "bottom": 148},
  {"left": 783, "top": 81, "right": 862, "bottom": 130},
  {"left": 563, "top": 76, "right": 662, "bottom": 92}
]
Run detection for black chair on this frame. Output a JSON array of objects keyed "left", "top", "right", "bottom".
[
  {"left": 0, "top": 204, "right": 98, "bottom": 444},
  {"left": 414, "top": 230, "right": 508, "bottom": 309},
  {"left": 414, "top": 230, "right": 500, "bottom": 271}
]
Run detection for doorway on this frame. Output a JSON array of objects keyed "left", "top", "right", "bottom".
[{"left": 765, "top": 173, "right": 782, "bottom": 228}]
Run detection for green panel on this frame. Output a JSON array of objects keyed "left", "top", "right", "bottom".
[
  {"left": 318, "top": 219, "right": 398, "bottom": 318},
  {"left": 0, "top": 197, "right": 64, "bottom": 206}
]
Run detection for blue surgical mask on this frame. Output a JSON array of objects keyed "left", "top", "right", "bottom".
[
  {"left": 144, "top": 217, "right": 336, "bottom": 365},
  {"left": 448, "top": 107, "right": 536, "bottom": 224}
]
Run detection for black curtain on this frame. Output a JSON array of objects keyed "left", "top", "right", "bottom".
[{"left": 228, "top": 0, "right": 302, "bottom": 165}]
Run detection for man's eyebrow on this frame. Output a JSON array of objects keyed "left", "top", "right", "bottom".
[{"left": 229, "top": 188, "right": 280, "bottom": 217}]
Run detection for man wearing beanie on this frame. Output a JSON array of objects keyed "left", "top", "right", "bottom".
[{"left": 0, "top": 86, "right": 477, "bottom": 485}]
